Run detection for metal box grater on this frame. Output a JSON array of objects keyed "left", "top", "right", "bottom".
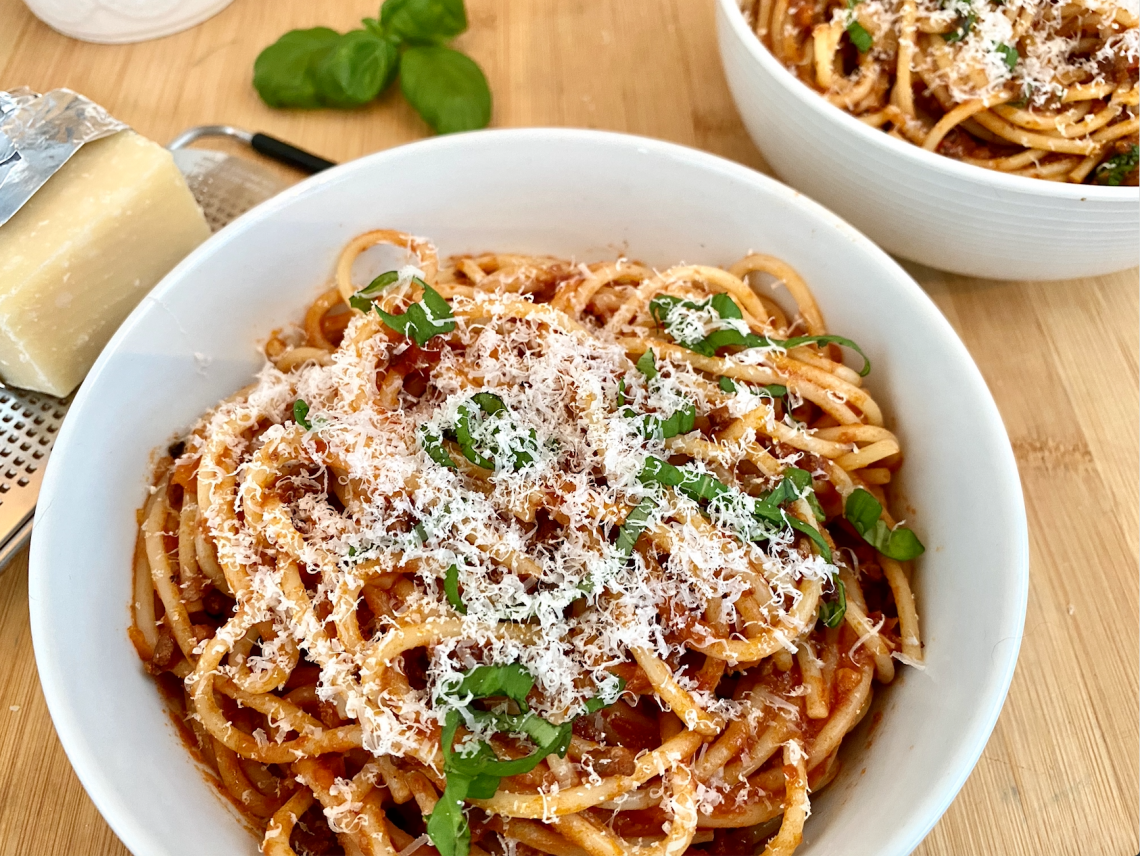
[{"left": 0, "top": 137, "right": 295, "bottom": 571}]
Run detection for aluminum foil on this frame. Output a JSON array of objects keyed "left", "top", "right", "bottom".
[{"left": 0, "top": 88, "right": 127, "bottom": 228}]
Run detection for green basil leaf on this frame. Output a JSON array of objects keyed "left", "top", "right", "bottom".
[
  {"left": 616, "top": 377, "right": 627, "bottom": 408},
  {"left": 400, "top": 45, "right": 492, "bottom": 134},
  {"left": 582, "top": 679, "right": 625, "bottom": 714},
  {"left": 709, "top": 292, "right": 743, "bottom": 320},
  {"left": 786, "top": 515, "right": 833, "bottom": 562},
  {"left": 293, "top": 399, "right": 312, "bottom": 430},
  {"left": 995, "top": 42, "right": 1018, "bottom": 71},
  {"left": 778, "top": 334, "right": 871, "bottom": 377},
  {"left": 615, "top": 497, "right": 657, "bottom": 558},
  {"left": 451, "top": 663, "right": 534, "bottom": 708},
  {"left": 454, "top": 393, "right": 537, "bottom": 471},
  {"left": 379, "top": 0, "right": 467, "bottom": 43},
  {"left": 444, "top": 564, "right": 466, "bottom": 614},
  {"left": 845, "top": 487, "right": 882, "bottom": 532},
  {"left": 314, "top": 30, "right": 399, "bottom": 107},
  {"left": 421, "top": 428, "right": 458, "bottom": 469},
  {"left": 718, "top": 376, "right": 736, "bottom": 393},
  {"left": 845, "top": 488, "right": 925, "bottom": 560},
  {"left": 349, "top": 270, "right": 400, "bottom": 312},
  {"left": 470, "top": 392, "right": 506, "bottom": 415},
  {"left": 846, "top": 20, "right": 873, "bottom": 52},
  {"left": 374, "top": 278, "right": 456, "bottom": 345},
  {"left": 943, "top": 9, "right": 975, "bottom": 42},
  {"left": 634, "top": 403, "right": 695, "bottom": 440},
  {"left": 635, "top": 348, "right": 658, "bottom": 380},
  {"left": 253, "top": 27, "right": 341, "bottom": 108},
  {"left": 641, "top": 458, "right": 831, "bottom": 560},
  {"left": 1094, "top": 144, "right": 1139, "bottom": 187},
  {"left": 426, "top": 776, "right": 470, "bottom": 856},
  {"left": 819, "top": 576, "right": 847, "bottom": 628}
]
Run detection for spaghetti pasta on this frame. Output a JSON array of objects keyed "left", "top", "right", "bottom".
[
  {"left": 131, "top": 230, "right": 925, "bottom": 856},
  {"left": 744, "top": 0, "right": 1139, "bottom": 184}
]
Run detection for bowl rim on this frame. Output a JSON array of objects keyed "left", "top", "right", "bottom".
[
  {"left": 715, "top": 0, "right": 1139, "bottom": 201},
  {"left": 29, "top": 127, "right": 1030, "bottom": 856}
]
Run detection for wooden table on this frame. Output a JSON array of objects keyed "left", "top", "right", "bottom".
[{"left": 1, "top": 0, "right": 1137, "bottom": 853}]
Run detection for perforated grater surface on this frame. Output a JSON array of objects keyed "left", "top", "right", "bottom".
[{"left": 0, "top": 126, "right": 331, "bottom": 570}]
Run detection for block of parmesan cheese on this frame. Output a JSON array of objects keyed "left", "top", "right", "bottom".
[{"left": 0, "top": 129, "right": 210, "bottom": 396}]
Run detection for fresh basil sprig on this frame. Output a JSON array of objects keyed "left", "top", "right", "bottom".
[
  {"left": 844, "top": 488, "right": 925, "bottom": 560},
  {"left": 1094, "top": 145, "right": 1139, "bottom": 187},
  {"left": 350, "top": 270, "right": 456, "bottom": 346},
  {"left": 650, "top": 292, "right": 870, "bottom": 376},
  {"left": 427, "top": 665, "right": 622, "bottom": 856},
  {"left": 253, "top": 0, "right": 491, "bottom": 135},
  {"left": 819, "top": 575, "right": 847, "bottom": 627}
]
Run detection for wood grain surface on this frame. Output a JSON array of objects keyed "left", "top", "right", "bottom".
[{"left": 1, "top": 0, "right": 1137, "bottom": 854}]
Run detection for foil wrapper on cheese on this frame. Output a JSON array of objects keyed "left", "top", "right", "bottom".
[{"left": 0, "top": 88, "right": 209, "bottom": 397}]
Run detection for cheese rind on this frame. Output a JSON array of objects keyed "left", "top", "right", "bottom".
[{"left": 0, "top": 129, "right": 210, "bottom": 396}]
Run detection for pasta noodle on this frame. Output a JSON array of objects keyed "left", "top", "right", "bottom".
[
  {"left": 130, "top": 230, "right": 925, "bottom": 856},
  {"left": 744, "top": 0, "right": 1139, "bottom": 184}
]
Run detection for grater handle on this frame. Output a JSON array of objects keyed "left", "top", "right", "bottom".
[{"left": 250, "top": 133, "right": 335, "bottom": 174}]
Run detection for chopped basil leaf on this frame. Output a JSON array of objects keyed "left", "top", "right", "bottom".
[
  {"left": 719, "top": 376, "right": 789, "bottom": 399},
  {"left": 615, "top": 496, "right": 657, "bottom": 557},
  {"left": 420, "top": 427, "right": 458, "bottom": 469},
  {"left": 635, "top": 348, "right": 658, "bottom": 380},
  {"left": 638, "top": 457, "right": 832, "bottom": 561},
  {"left": 779, "top": 334, "right": 871, "bottom": 376},
  {"left": 649, "top": 293, "right": 765, "bottom": 356},
  {"left": 631, "top": 403, "right": 696, "bottom": 440},
  {"left": 942, "top": 2, "right": 975, "bottom": 42},
  {"left": 1094, "top": 145, "right": 1139, "bottom": 187},
  {"left": 650, "top": 293, "right": 869, "bottom": 376},
  {"left": 844, "top": 488, "right": 925, "bottom": 560},
  {"left": 293, "top": 399, "right": 312, "bottom": 430},
  {"left": 616, "top": 377, "right": 627, "bottom": 408},
  {"left": 429, "top": 664, "right": 623, "bottom": 856},
  {"left": 443, "top": 564, "right": 466, "bottom": 614},
  {"left": 449, "top": 662, "right": 533, "bottom": 708},
  {"left": 996, "top": 42, "right": 1018, "bottom": 71},
  {"left": 847, "top": 20, "right": 873, "bottom": 52},
  {"left": 453, "top": 392, "right": 538, "bottom": 470},
  {"left": 819, "top": 576, "right": 847, "bottom": 628},
  {"left": 348, "top": 270, "right": 400, "bottom": 312},
  {"left": 375, "top": 277, "right": 456, "bottom": 346}
]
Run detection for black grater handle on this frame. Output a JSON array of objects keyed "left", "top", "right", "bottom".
[{"left": 250, "top": 133, "right": 336, "bottom": 174}]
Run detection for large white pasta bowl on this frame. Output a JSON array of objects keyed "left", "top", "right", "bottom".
[
  {"left": 715, "top": 0, "right": 1140, "bottom": 281},
  {"left": 30, "top": 129, "right": 1028, "bottom": 856}
]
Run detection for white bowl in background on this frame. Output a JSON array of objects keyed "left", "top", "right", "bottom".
[
  {"left": 23, "top": 0, "right": 233, "bottom": 44},
  {"left": 715, "top": 0, "right": 1139, "bottom": 281},
  {"left": 30, "top": 129, "right": 1028, "bottom": 856}
]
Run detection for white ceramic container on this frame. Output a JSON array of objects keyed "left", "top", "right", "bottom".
[
  {"left": 30, "top": 129, "right": 1029, "bottom": 856},
  {"left": 715, "top": 0, "right": 1140, "bottom": 281},
  {"left": 23, "top": 0, "right": 232, "bottom": 44}
]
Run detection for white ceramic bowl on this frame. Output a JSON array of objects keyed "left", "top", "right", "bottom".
[
  {"left": 23, "top": 0, "right": 233, "bottom": 44},
  {"left": 715, "top": 0, "right": 1140, "bottom": 281},
  {"left": 30, "top": 129, "right": 1028, "bottom": 856}
]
